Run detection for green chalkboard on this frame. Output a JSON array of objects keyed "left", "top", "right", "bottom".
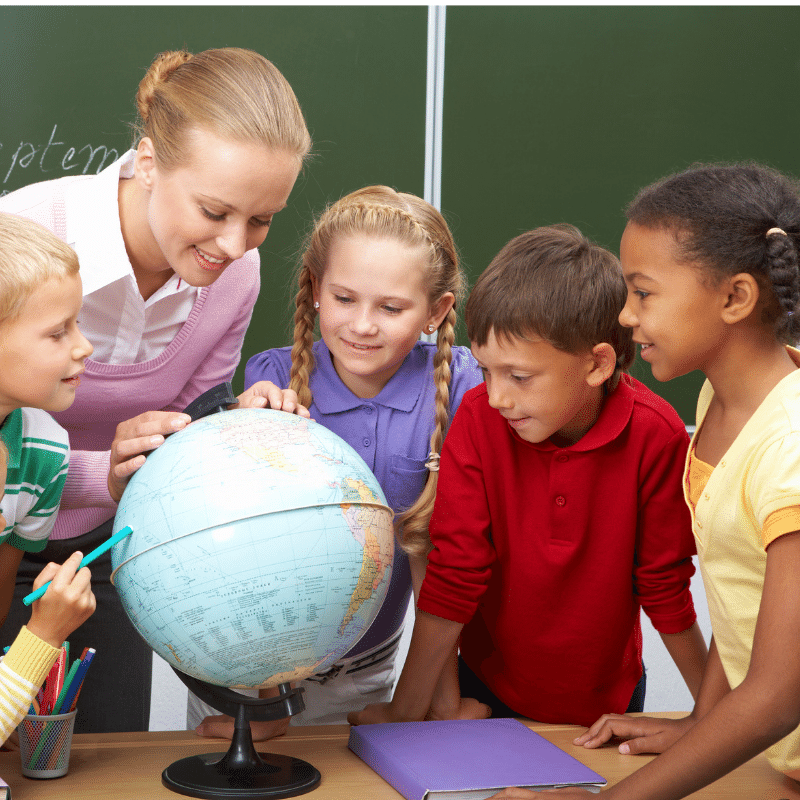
[
  {"left": 0, "top": 5, "right": 428, "bottom": 393},
  {"left": 4, "top": 7, "right": 800, "bottom": 421},
  {"left": 442, "top": 6, "right": 800, "bottom": 421}
]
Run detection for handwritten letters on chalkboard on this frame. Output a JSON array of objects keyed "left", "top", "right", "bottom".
[{"left": 1, "top": 124, "right": 119, "bottom": 194}]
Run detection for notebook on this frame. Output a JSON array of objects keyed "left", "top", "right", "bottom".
[{"left": 348, "top": 718, "right": 606, "bottom": 800}]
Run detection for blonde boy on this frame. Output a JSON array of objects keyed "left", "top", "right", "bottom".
[
  {"left": 0, "top": 213, "right": 95, "bottom": 742},
  {"left": 352, "top": 225, "right": 707, "bottom": 727}
]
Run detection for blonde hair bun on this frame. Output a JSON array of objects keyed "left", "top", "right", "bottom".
[
  {"left": 133, "top": 47, "right": 311, "bottom": 171},
  {"left": 135, "top": 50, "right": 193, "bottom": 124}
]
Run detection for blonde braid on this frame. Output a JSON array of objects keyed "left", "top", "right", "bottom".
[
  {"left": 397, "top": 306, "right": 457, "bottom": 555},
  {"left": 288, "top": 264, "right": 317, "bottom": 409},
  {"left": 294, "top": 186, "right": 464, "bottom": 557}
]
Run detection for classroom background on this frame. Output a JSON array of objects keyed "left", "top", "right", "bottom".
[{"left": 5, "top": 4, "right": 796, "bottom": 729}]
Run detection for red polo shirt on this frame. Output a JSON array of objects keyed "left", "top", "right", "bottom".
[{"left": 418, "top": 375, "right": 697, "bottom": 726}]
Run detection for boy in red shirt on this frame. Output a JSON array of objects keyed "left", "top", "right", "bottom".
[{"left": 350, "top": 225, "right": 707, "bottom": 726}]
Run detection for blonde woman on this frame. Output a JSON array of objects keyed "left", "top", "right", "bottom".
[{"left": 0, "top": 47, "right": 311, "bottom": 733}]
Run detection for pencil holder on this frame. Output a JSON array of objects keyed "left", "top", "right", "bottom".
[{"left": 18, "top": 708, "right": 77, "bottom": 779}]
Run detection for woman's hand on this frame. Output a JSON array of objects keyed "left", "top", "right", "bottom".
[
  {"left": 572, "top": 712, "right": 694, "bottom": 755},
  {"left": 235, "top": 382, "right": 310, "bottom": 417},
  {"left": 108, "top": 411, "right": 191, "bottom": 501}
]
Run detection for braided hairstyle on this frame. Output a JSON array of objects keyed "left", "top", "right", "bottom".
[
  {"left": 626, "top": 163, "right": 800, "bottom": 342},
  {"left": 289, "top": 186, "right": 465, "bottom": 556}
]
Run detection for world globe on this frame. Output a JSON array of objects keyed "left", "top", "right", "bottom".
[{"left": 109, "top": 407, "right": 395, "bottom": 691}]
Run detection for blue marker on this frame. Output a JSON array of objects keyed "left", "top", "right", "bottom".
[{"left": 22, "top": 526, "right": 133, "bottom": 606}]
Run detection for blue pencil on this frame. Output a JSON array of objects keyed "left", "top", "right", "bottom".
[
  {"left": 61, "top": 648, "right": 95, "bottom": 713},
  {"left": 22, "top": 526, "right": 133, "bottom": 606}
]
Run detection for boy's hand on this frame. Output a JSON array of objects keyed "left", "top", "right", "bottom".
[
  {"left": 348, "top": 702, "right": 414, "bottom": 726},
  {"left": 195, "top": 713, "right": 290, "bottom": 741},
  {"left": 572, "top": 712, "right": 693, "bottom": 754},
  {"left": 27, "top": 551, "right": 95, "bottom": 648},
  {"left": 108, "top": 411, "right": 192, "bottom": 501},
  {"left": 235, "top": 382, "right": 310, "bottom": 417},
  {"left": 426, "top": 696, "right": 491, "bottom": 722}
]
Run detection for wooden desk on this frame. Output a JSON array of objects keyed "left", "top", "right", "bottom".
[{"left": 1, "top": 719, "right": 799, "bottom": 799}]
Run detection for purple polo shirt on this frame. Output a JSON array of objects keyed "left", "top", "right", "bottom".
[{"left": 245, "top": 340, "right": 482, "bottom": 655}]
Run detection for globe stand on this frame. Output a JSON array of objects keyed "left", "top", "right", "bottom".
[{"left": 162, "top": 670, "right": 321, "bottom": 800}]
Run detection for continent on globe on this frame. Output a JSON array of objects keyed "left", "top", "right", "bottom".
[{"left": 110, "top": 409, "right": 395, "bottom": 690}]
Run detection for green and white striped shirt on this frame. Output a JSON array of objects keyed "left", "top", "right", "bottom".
[{"left": 0, "top": 408, "right": 69, "bottom": 552}]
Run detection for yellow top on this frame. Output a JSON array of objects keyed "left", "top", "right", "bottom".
[{"left": 685, "top": 346, "right": 800, "bottom": 775}]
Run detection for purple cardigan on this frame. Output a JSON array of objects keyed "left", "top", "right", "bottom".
[{"left": 0, "top": 171, "right": 260, "bottom": 540}]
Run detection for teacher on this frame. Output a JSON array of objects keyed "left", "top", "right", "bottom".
[{"left": 0, "top": 47, "right": 311, "bottom": 733}]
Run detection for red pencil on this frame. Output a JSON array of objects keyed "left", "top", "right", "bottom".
[{"left": 41, "top": 646, "right": 66, "bottom": 715}]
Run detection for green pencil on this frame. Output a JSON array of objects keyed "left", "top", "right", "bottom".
[{"left": 52, "top": 658, "right": 81, "bottom": 715}]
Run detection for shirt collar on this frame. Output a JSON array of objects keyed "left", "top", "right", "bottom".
[
  {"left": 311, "top": 340, "right": 427, "bottom": 414},
  {"left": 511, "top": 374, "right": 635, "bottom": 453},
  {"left": 64, "top": 150, "right": 195, "bottom": 302},
  {"left": 0, "top": 409, "right": 22, "bottom": 469},
  {"left": 64, "top": 150, "right": 135, "bottom": 296}
]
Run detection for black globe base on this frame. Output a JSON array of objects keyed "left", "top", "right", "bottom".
[
  {"left": 164, "top": 670, "right": 320, "bottom": 799},
  {"left": 162, "top": 752, "right": 320, "bottom": 800}
]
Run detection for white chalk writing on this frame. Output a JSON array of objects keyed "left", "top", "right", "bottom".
[{"left": 0, "top": 124, "right": 120, "bottom": 193}]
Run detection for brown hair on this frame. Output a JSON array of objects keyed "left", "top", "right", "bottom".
[
  {"left": 0, "top": 213, "right": 80, "bottom": 324},
  {"left": 289, "top": 186, "right": 465, "bottom": 555},
  {"left": 466, "top": 224, "right": 634, "bottom": 389},
  {"left": 133, "top": 48, "right": 311, "bottom": 170}
]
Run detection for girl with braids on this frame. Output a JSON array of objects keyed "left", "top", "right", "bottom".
[
  {"left": 0, "top": 47, "right": 310, "bottom": 733},
  {"left": 492, "top": 164, "right": 800, "bottom": 800},
  {"left": 191, "top": 185, "right": 483, "bottom": 739}
]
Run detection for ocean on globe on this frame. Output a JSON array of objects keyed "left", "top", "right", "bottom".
[{"left": 110, "top": 408, "right": 394, "bottom": 690}]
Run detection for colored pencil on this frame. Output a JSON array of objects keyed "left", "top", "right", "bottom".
[
  {"left": 62, "top": 648, "right": 95, "bottom": 713},
  {"left": 52, "top": 658, "right": 81, "bottom": 715},
  {"left": 22, "top": 525, "right": 133, "bottom": 605}
]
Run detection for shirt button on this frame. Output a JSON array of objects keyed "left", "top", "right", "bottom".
[
  {"left": 363, "top": 438, "right": 371, "bottom": 447},
  {"left": 555, "top": 495, "right": 567, "bottom": 507},
  {"left": 556, "top": 454, "right": 569, "bottom": 463},
  {"left": 364, "top": 406, "right": 374, "bottom": 414}
]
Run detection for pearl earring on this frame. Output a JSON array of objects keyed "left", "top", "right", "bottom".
[
  {"left": 314, "top": 302, "right": 320, "bottom": 310},
  {"left": 427, "top": 325, "right": 435, "bottom": 333}
]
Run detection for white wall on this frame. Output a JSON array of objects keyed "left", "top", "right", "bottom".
[{"left": 148, "top": 557, "right": 711, "bottom": 730}]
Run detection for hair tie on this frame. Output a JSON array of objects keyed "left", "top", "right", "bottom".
[
  {"left": 766, "top": 227, "right": 788, "bottom": 237},
  {"left": 424, "top": 452, "right": 440, "bottom": 472}
]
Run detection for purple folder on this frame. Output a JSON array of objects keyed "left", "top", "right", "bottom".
[{"left": 348, "top": 718, "right": 606, "bottom": 800}]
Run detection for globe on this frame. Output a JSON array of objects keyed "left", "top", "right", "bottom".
[{"left": 109, "top": 407, "right": 395, "bottom": 692}]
